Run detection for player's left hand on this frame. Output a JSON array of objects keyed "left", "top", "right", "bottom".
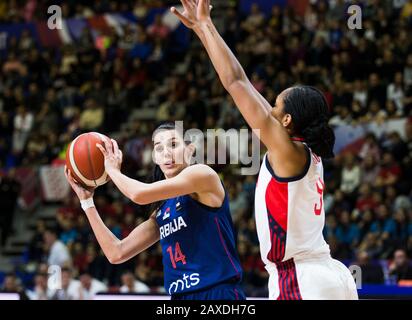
[
  {"left": 64, "top": 166, "right": 95, "bottom": 200},
  {"left": 96, "top": 138, "right": 123, "bottom": 174}
]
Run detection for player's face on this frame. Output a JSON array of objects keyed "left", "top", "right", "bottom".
[
  {"left": 270, "top": 89, "right": 293, "bottom": 132},
  {"left": 153, "top": 129, "right": 192, "bottom": 178}
]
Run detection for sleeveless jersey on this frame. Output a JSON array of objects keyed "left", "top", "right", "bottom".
[
  {"left": 156, "top": 189, "right": 242, "bottom": 296},
  {"left": 254, "top": 145, "right": 330, "bottom": 267}
]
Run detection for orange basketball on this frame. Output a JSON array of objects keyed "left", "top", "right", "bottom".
[{"left": 65, "top": 132, "right": 110, "bottom": 188}]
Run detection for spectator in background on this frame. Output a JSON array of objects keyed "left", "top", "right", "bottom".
[
  {"left": 356, "top": 183, "right": 378, "bottom": 212},
  {"left": 130, "top": 32, "right": 152, "bottom": 61},
  {"left": 0, "top": 272, "right": 29, "bottom": 300},
  {"left": 387, "top": 72, "right": 405, "bottom": 115},
  {"left": 79, "top": 98, "right": 104, "bottom": 131},
  {"left": 340, "top": 153, "right": 361, "bottom": 197},
  {"left": 401, "top": 0, "right": 412, "bottom": 21},
  {"left": 359, "top": 133, "right": 381, "bottom": 164},
  {"left": 361, "top": 156, "right": 380, "bottom": 186},
  {"left": 43, "top": 228, "right": 71, "bottom": 267},
  {"left": 388, "top": 249, "right": 412, "bottom": 282},
  {"left": 26, "top": 273, "right": 53, "bottom": 300},
  {"left": 12, "top": 105, "right": 33, "bottom": 154},
  {"left": 241, "top": 3, "right": 265, "bottom": 33},
  {"left": 185, "top": 87, "right": 207, "bottom": 130},
  {"left": 375, "top": 152, "right": 401, "bottom": 188},
  {"left": 27, "top": 219, "right": 46, "bottom": 262},
  {"left": 352, "top": 79, "right": 368, "bottom": 108},
  {"left": 147, "top": 14, "right": 170, "bottom": 40},
  {"left": 329, "top": 106, "right": 352, "bottom": 126},
  {"left": 353, "top": 251, "right": 385, "bottom": 284},
  {"left": 383, "top": 131, "right": 408, "bottom": 163},
  {"left": 391, "top": 209, "right": 410, "bottom": 246},
  {"left": 336, "top": 211, "right": 360, "bottom": 252},
  {"left": 77, "top": 272, "right": 107, "bottom": 300},
  {"left": 51, "top": 267, "right": 81, "bottom": 300},
  {"left": 404, "top": 53, "right": 412, "bottom": 89},
  {"left": 0, "top": 168, "right": 20, "bottom": 245},
  {"left": 119, "top": 270, "right": 150, "bottom": 294},
  {"left": 367, "top": 73, "right": 386, "bottom": 107}
]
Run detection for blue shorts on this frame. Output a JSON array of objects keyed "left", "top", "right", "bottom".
[{"left": 171, "top": 282, "right": 246, "bottom": 300}]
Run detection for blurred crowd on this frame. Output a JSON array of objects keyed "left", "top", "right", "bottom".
[{"left": 1, "top": 0, "right": 412, "bottom": 298}]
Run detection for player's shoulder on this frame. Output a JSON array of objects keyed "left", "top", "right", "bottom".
[{"left": 181, "top": 163, "right": 219, "bottom": 178}]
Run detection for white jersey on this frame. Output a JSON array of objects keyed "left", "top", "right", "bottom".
[
  {"left": 255, "top": 146, "right": 330, "bottom": 265},
  {"left": 254, "top": 145, "right": 358, "bottom": 300}
]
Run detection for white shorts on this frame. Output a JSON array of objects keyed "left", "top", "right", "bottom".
[{"left": 266, "top": 255, "right": 358, "bottom": 300}]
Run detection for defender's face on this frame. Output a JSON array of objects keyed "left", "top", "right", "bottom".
[{"left": 270, "top": 89, "right": 292, "bottom": 130}]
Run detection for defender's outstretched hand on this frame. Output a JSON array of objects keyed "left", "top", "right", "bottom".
[{"left": 171, "top": 0, "right": 212, "bottom": 29}]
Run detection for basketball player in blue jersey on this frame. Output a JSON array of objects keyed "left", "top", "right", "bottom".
[{"left": 64, "top": 122, "right": 245, "bottom": 300}]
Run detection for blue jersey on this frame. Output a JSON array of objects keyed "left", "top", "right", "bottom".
[{"left": 155, "top": 188, "right": 243, "bottom": 296}]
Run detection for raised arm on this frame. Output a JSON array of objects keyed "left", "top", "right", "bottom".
[
  {"left": 96, "top": 139, "right": 224, "bottom": 206},
  {"left": 171, "top": 0, "right": 297, "bottom": 159},
  {"left": 64, "top": 167, "right": 159, "bottom": 264}
]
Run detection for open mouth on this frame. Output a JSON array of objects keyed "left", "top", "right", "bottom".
[{"left": 164, "top": 161, "right": 175, "bottom": 168}]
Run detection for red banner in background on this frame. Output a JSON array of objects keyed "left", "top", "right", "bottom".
[
  {"left": 287, "top": 0, "right": 310, "bottom": 17},
  {"left": 14, "top": 167, "right": 41, "bottom": 211},
  {"left": 39, "top": 165, "right": 70, "bottom": 202}
]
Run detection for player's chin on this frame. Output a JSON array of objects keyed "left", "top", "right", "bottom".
[{"left": 162, "top": 164, "right": 183, "bottom": 178}]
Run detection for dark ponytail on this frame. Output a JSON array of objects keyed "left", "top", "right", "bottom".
[{"left": 283, "top": 86, "right": 335, "bottom": 159}]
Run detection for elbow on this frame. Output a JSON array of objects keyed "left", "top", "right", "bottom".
[
  {"left": 226, "top": 79, "right": 247, "bottom": 95},
  {"left": 107, "top": 254, "right": 122, "bottom": 265},
  {"left": 222, "top": 66, "right": 247, "bottom": 91},
  {"left": 131, "top": 190, "right": 151, "bottom": 205},
  {"left": 107, "top": 243, "right": 124, "bottom": 265}
]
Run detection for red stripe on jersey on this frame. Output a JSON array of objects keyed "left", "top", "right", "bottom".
[
  {"left": 265, "top": 178, "right": 288, "bottom": 231},
  {"left": 214, "top": 217, "right": 240, "bottom": 277},
  {"left": 275, "top": 259, "right": 302, "bottom": 300}
]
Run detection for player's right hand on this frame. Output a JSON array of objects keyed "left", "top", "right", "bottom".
[
  {"left": 171, "top": 0, "right": 212, "bottom": 30},
  {"left": 64, "top": 165, "right": 95, "bottom": 200}
]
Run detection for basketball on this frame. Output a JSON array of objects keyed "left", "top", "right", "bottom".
[{"left": 65, "top": 132, "right": 110, "bottom": 188}]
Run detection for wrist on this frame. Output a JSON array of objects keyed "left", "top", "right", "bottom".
[
  {"left": 106, "top": 166, "right": 120, "bottom": 176},
  {"left": 194, "top": 18, "right": 213, "bottom": 34},
  {"left": 80, "top": 197, "right": 95, "bottom": 211}
]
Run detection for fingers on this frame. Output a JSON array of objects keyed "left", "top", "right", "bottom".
[
  {"left": 181, "top": 0, "right": 193, "bottom": 10},
  {"left": 102, "top": 137, "right": 113, "bottom": 156},
  {"left": 96, "top": 143, "right": 108, "bottom": 157},
  {"left": 171, "top": 6, "right": 191, "bottom": 26},
  {"left": 199, "top": 0, "right": 210, "bottom": 12},
  {"left": 111, "top": 138, "right": 119, "bottom": 155},
  {"left": 64, "top": 166, "right": 76, "bottom": 185},
  {"left": 64, "top": 165, "right": 69, "bottom": 180}
]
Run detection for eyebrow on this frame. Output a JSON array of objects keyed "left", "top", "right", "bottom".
[{"left": 154, "top": 137, "right": 177, "bottom": 146}]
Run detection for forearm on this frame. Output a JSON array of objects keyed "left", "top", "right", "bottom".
[
  {"left": 84, "top": 207, "right": 158, "bottom": 264},
  {"left": 84, "top": 207, "right": 121, "bottom": 263},
  {"left": 194, "top": 19, "right": 247, "bottom": 89},
  {"left": 106, "top": 168, "right": 147, "bottom": 202},
  {"left": 193, "top": 18, "right": 273, "bottom": 122}
]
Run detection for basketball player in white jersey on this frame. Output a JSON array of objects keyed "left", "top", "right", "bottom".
[{"left": 172, "top": 0, "right": 358, "bottom": 299}]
